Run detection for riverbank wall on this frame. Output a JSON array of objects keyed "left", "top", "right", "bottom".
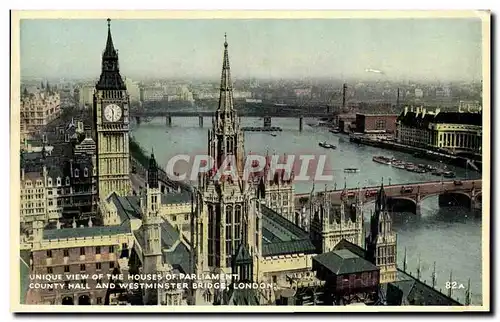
[{"left": 349, "top": 136, "right": 482, "bottom": 173}]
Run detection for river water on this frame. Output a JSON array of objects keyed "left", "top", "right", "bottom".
[{"left": 132, "top": 116, "right": 483, "bottom": 305}]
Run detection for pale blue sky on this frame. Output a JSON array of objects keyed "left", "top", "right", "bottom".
[{"left": 20, "top": 18, "right": 482, "bottom": 81}]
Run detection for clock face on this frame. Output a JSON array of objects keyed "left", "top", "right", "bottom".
[{"left": 104, "top": 104, "right": 122, "bottom": 122}]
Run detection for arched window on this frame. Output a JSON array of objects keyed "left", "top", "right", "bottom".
[
  {"left": 226, "top": 205, "right": 233, "bottom": 224},
  {"left": 65, "top": 177, "right": 70, "bottom": 186},
  {"left": 235, "top": 205, "right": 242, "bottom": 224},
  {"left": 74, "top": 169, "right": 79, "bottom": 178},
  {"left": 84, "top": 168, "right": 88, "bottom": 177},
  {"left": 48, "top": 178, "right": 52, "bottom": 186},
  {"left": 56, "top": 177, "right": 61, "bottom": 186}
]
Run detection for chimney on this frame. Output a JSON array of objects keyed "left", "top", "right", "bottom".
[
  {"left": 342, "top": 83, "right": 347, "bottom": 109},
  {"left": 404, "top": 106, "right": 408, "bottom": 116},
  {"left": 422, "top": 108, "right": 426, "bottom": 118}
]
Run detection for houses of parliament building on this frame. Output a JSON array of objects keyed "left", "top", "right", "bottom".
[{"left": 23, "top": 19, "right": 399, "bottom": 306}]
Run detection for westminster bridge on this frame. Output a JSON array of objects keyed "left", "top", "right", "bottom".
[{"left": 294, "top": 179, "right": 482, "bottom": 215}]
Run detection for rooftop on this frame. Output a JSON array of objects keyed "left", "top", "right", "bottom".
[
  {"left": 398, "top": 110, "right": 482, "bottom": 127},
  {"left": 108, "top": 194, "right": 143, "bottom": 223},
  {"left": 313, "top": 249, "right": 379, "bottom": 275},
  {"left": 161, "top": 191, "right": 192, "bottom": 205},
  {"left": 43, "top": 224, "right": 131, "bottom": 240},
  {"left": 261, "top": 205, "right": 316, "bottom": 257},
  {"left": 385, "top": 269, "right": 463, "bottom": 306}
]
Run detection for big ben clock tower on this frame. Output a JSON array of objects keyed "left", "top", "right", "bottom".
[{"left": 93, "top": 19, "right": 131, "bottom": 200}]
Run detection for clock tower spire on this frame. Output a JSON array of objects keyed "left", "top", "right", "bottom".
[
  {"left": 93, "top": 18, "right": 131, "bottom": 200},
  {"left": 96, "top": 18, "right": 126, "bottom": 91}
]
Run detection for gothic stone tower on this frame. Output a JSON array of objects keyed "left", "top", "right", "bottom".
[
  {"left": 194, "top": 37, "right": 260, "bottom": 303},
  {"left": 93, "top": 19, "right": 131, "bottom": 200},
  {"left": 141, "top": 153, "right": 163, "bottom": 304},
  {"left": 309, "top": 185, "right": 364, "bottom": 253},
  {"left": 366, "top": 183, "right": 397, "bottom": 284}
]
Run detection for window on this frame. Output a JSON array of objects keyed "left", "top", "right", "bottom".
[
  {"left": 65, "top": 177, "right": 70, "bottom": 185},
  {"left": 235, "top": 205, "right": 241, "bottom": 223},
  {"left": 96, "top": 297, "right": 102, "bottom": 305},
  {"left": 64, "top": 265, "right": 70, "bottom": 273},
  {"left": 63, "top": 249, "right": 69, "bottom": 257},
  {"left": 172, "top": 215, "right": 177, "bottom": 221},
  {"left": 80, "top": 264, "right": 86, "bottom": 272},
  {"left": 184, "top": 214, "right": 189, "bottom": 221},
  {"left": 47, "top": 267, "right": 53, "bottom": 274},
  {"left": 109, "top": 246, "right": 114, "bottom": 253},
  {"left": 109, "top": 262, "right": 115, "bottom": 269},
  {"left": 84, "top": 168, "right": 88, "bottom": 177},
  {"left": 96, "top": 263, "right": 101, "bottom": 270},
  {"left": 74, "top": 169, "right": 79, "bottom": 178},
  {"left": 48, "top": 178, "right": 52, "bottom": 186},
  {"left": 122, "top": 243, "right": 128, "bottom": 250},
  {"left": 375, "top": 120, "right": 386, "bottom": 130},
  {"left": 56, "top": 178, "right": 61, "bottom": 186},
  {"left": 46, "top": 250, "right": 52, "bottom": 258},
  {"left": 80, "top": 247, "right": 85, "bottom": 256},
  {"left": 95, "top": 246, "right": 101, "bottom": 254}
]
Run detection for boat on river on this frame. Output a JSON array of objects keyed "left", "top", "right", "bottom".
[
  {"left": 373, "top": 155, "right": 393, "bottom": 165},
  {"left": 344, "top": 168, "right": 359, "bottom": 173},
  {"left": 319, "top": 141, "right": 336, "bottom": 149},
  {"left": 392, "top": 161, "right": 406, "bottom": 170}
]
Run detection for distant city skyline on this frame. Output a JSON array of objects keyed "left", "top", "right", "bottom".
[{"left": 20, "top": 18, "right": 483, "bottom": 82}]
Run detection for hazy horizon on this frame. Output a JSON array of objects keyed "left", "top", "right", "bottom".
[{"left": 20, "top": 18, "right": 483, "bottom": 82}]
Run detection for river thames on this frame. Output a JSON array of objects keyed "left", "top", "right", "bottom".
[{"left": 132, "top": 116, "right": 483, "bottom": 305}]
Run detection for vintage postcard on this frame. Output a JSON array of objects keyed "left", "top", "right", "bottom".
[{"left": 10, "top": 10, "right": 490, "bottom": 312}]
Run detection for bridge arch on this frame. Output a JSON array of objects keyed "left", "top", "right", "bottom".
[
  {"left": 387, "top": 197, "right": 418, "bottom": 214},
  {"left": 420, "top": 191, "right": 473, "bottom": 209}
]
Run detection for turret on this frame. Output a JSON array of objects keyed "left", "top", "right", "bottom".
[{"left": 147, "top": 151, "right": 159, "bottom": 189}]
